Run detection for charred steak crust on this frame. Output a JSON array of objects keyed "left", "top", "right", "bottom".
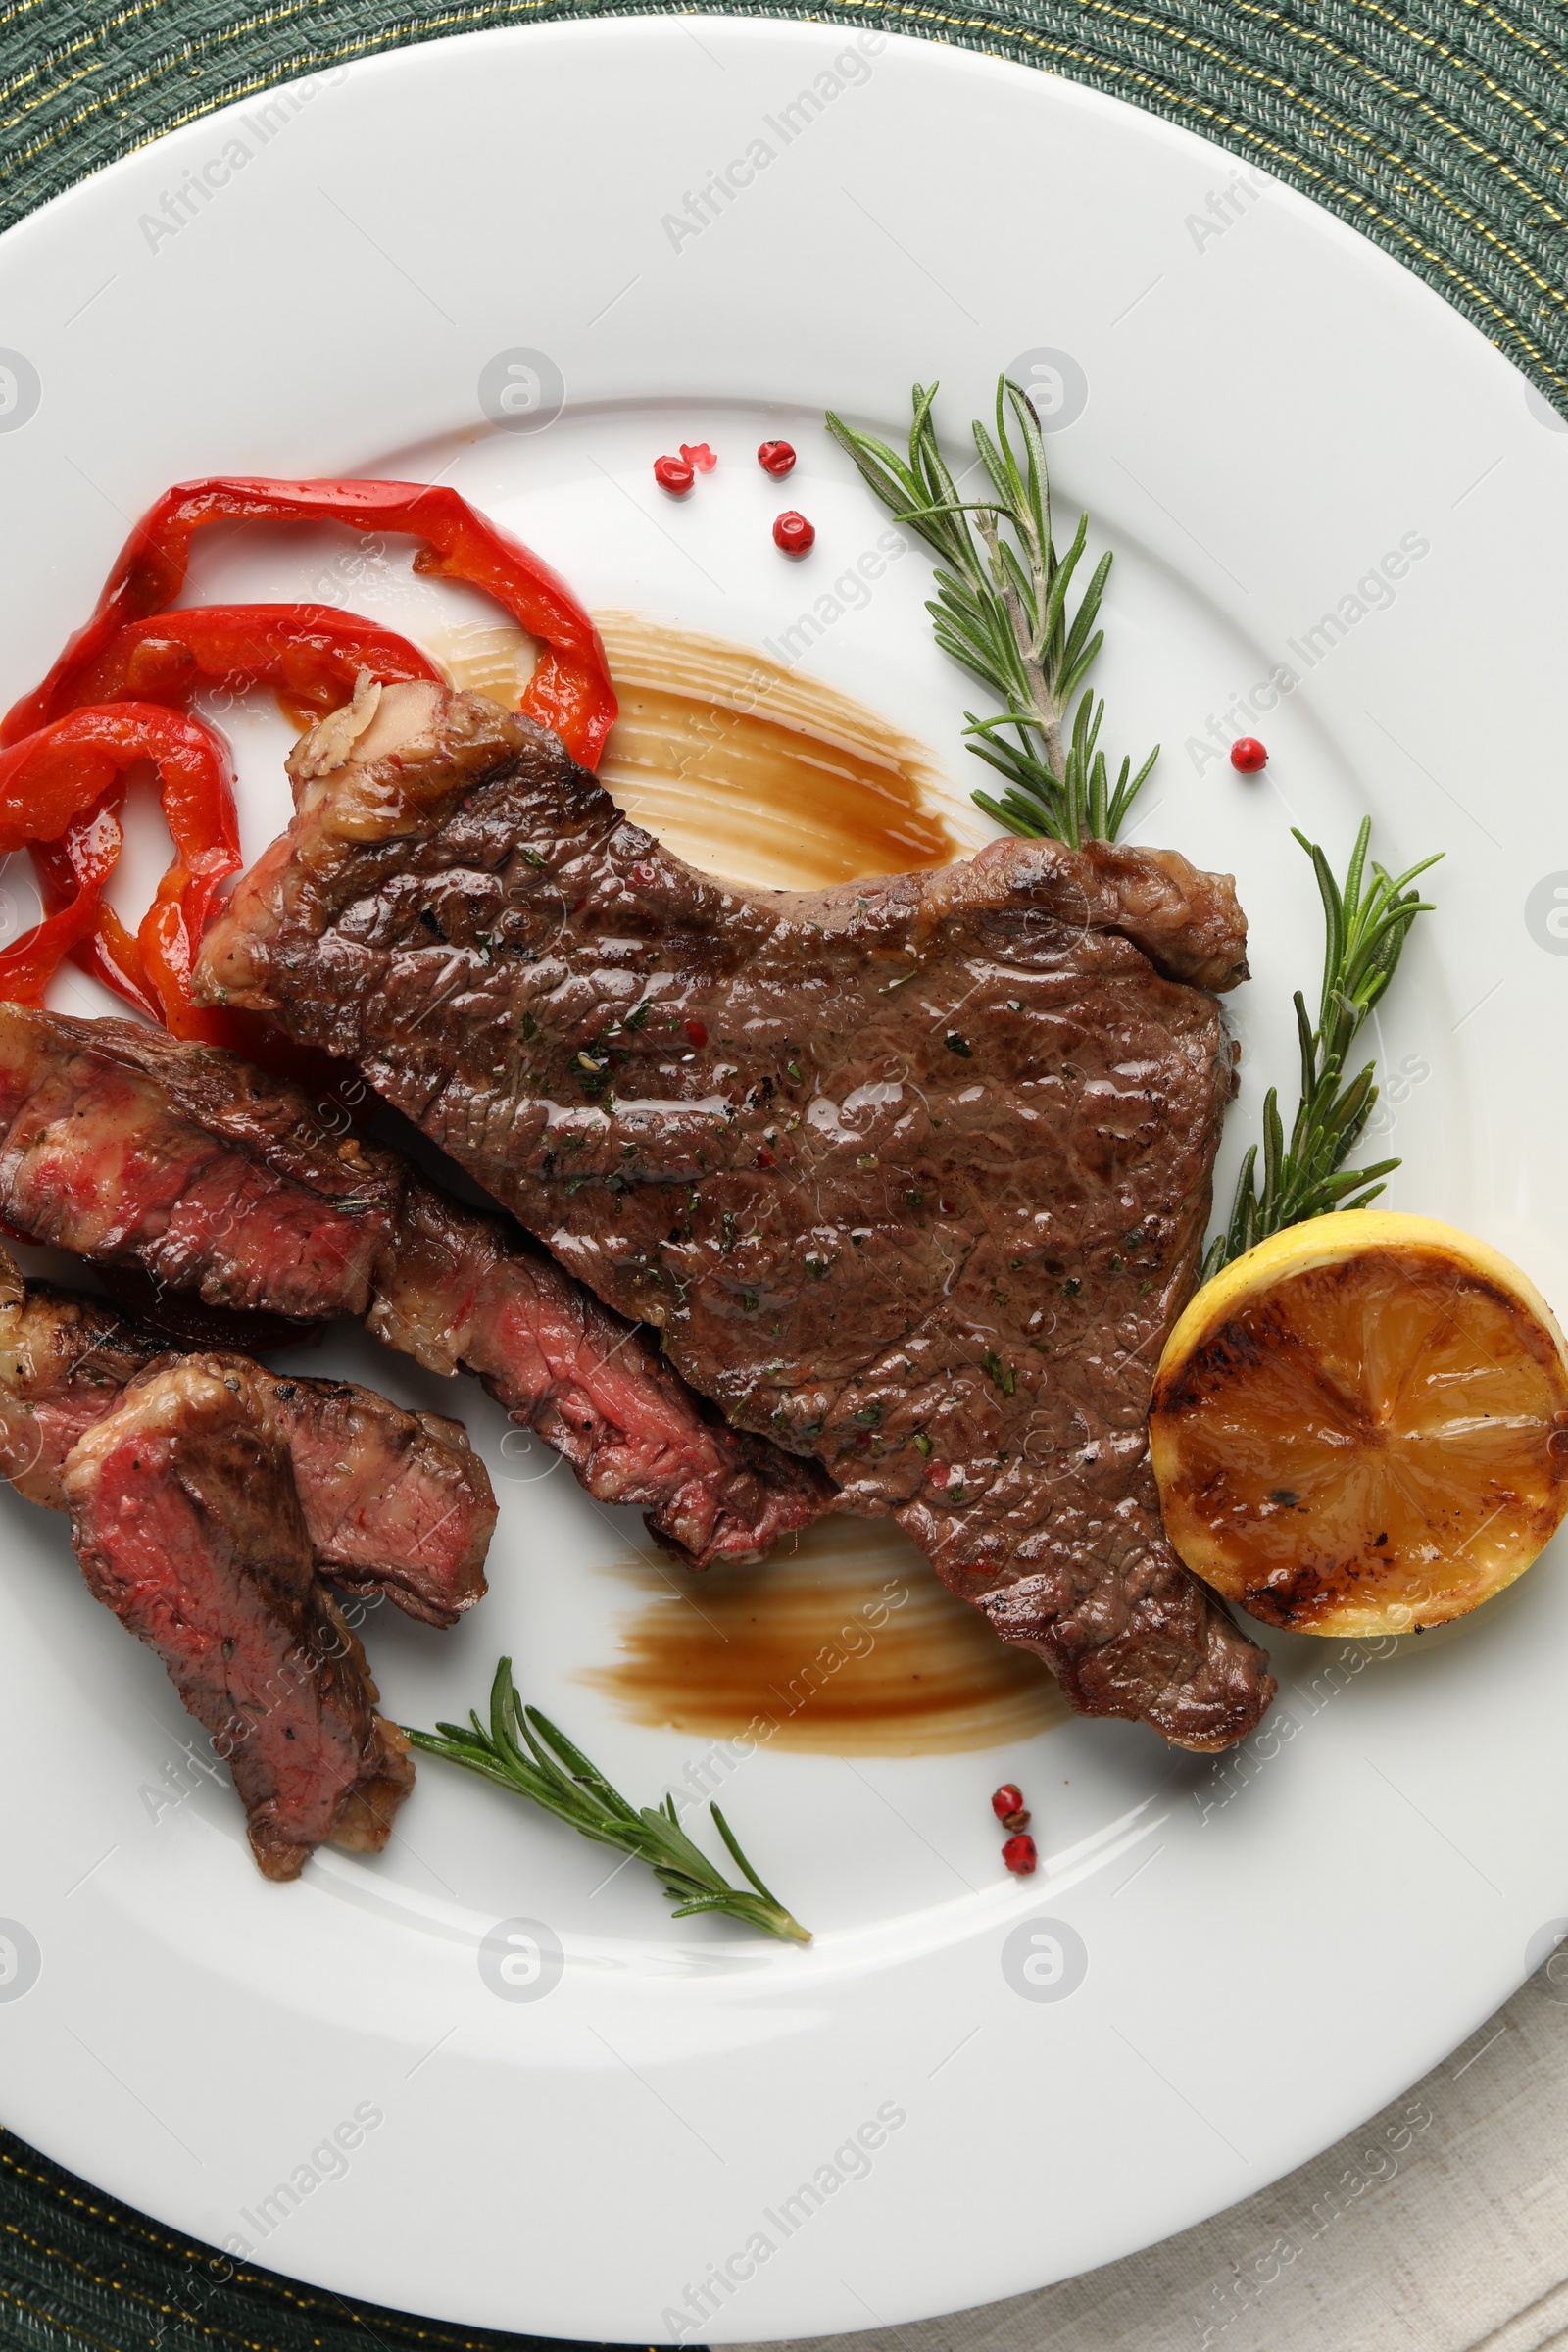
[
  {"left": 94, "top": 1259, "right": 318, "bottom": 1356},
  {"left": 198, "top": 682, "right": 1276, "bottom": 1750},
  {"left": 63, "top": 1356, "right": 414, "bottom": 1880},
  {"left": 0, "top": 1003, "right": 823, "bottom": 1567}
]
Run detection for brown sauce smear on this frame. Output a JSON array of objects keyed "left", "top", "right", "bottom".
[
  {"left": 437, "top": 612, "right": 963, "bottom": 889},
  {"left": 583, "top": 1521, "right": 1066, "bottom": 1756}
]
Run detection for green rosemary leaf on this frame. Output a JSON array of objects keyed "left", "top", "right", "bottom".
[
  {"left": 1057, "top": 629, "right": 1107, "bottom": 712},
  {"left": 710, "top": 1801, "right": 792, "bottom": 1911},
  {"left": 826, "top": 376, "right": 1156, "bottom": 846},
  {"left": 405, "top": 1657, "right": 810, "bottom": 1944},
  {"left": 1038, "top": 514, "right": 1089, "bottom": 658},
  {"left": 970, "top": 415, "right": 1016, "bottom": 512},
  {"left": 525, "top": 1705, "right": 643, "bottom": 1824},
  {"left": 821, "top": 415, "right": 925, "bottom": 528},
  {"left": 1057, "top": 551, "right": 1113, "bottom": 681},
  {"left": 1339, "top": 1180, "right": 1392, "bottom": 1213},
  {"left": 970, "top": 787, "right": 1051, "bottom": 838},
  {"left": 961, "top": 741, "right": 1024, "bottom": 789},
  {"left": 1106, "top": 745, "right": 1160, "bottom": 837},
  {"left": 1205, "top": 822, "right": 1440, "bottom": 1275}
]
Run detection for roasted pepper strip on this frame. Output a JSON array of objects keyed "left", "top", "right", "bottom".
[
  {"left": 0, "top": 705, "right": 239, "bottom": 1035},
  {"left": 5, "top": 479, "right": 617, "bottom": 767},
  {"left": 51, "top": 604, "right": 444, "bottom": 724},
  {"left": 0, "top": 799, "right": 124, "bottom": 1007},
  {"left": 29, "top": 792, "right": 157, "bottom": 1018},
  {"left": 24, "top": 609, "right": 440, "bottom": 1008}
]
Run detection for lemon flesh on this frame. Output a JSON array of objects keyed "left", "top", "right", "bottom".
[{"left": 1149, "top": 1211, "right": 1568, "bottom": 1636}]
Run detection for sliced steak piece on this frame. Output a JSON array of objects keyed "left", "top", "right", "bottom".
[
  {"left": 0, "top": 1005, "right": 398, "bottom": 1320},
  {"left": 369, "top": 1174, "right": 828, "bottom": 1567},
  {"left": 0, "top": 1004, "right": 824, "bottom": 1567},
  {"left": 0, "top": 1243, "right": 166, "bottom": 1507},
  {"left": 63, "top": 1355, "right": 414, "bottom": 1880},
  {"left": 0, "top": 1242, "right": 493, "bottom": 1622},
  {"left": 199, "top": 681, "right": 1275, "bottom": 1749},
  {"left": 263, "top": 1370, "right": 492, "bottom": 1627}
]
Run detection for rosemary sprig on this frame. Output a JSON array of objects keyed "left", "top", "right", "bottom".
[
  {"left": 825, "top": 375, "right": 1156, "bottom": 845},
  {"left": 1203, "top": 820, "right": 1441, "bottom": 1279},
  {"left": 404, "top": 1657, "right": 810, "bottom": 1944}
]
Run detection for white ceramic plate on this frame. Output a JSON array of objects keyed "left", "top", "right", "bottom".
[{"left": 0, "top": 20, "right": 1565, "bottom": 2339}]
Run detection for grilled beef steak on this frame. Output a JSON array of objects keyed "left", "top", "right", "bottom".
[
  {"left": 63, "top": 1356, "right": 414, "bottom": 1880},
  {"left": 0, "top": 1004, "right": 824, "bottom": 1566},
  {"left": 197, "top": 681, "right": 1276, "bottom": 1749},
  {"left": 0, "top": 1241, "right": 493, "bottom": 1620},
  {"left": 264, "top": 1371, "right": 492, "bottom": 1625}
]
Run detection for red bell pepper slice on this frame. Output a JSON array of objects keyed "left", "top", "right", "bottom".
[
  {"left": 25, "top": 610, "right": 442, "bottom": 1011},
  {"left": 0, "top": 799, "right": 126, "bottom": 1009},
  {"left": 27, "top": 791, "right": 154, "bottom": 1018},
  {"left": 4, "top": 478, "right": 618, "bottom": 769},
  {"left": 0, "top": 705, "right": 240, "bottom": 1037},
  {"left": 51, "top": 604, "right": 444, "bottom": 724}
]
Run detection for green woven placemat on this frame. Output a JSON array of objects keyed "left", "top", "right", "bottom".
[
  {"left": 0, "top": 2127, "right": 624, "bottom": 2352},
  {"left": 4, "top": 0, "right": 1568, "bottom": 406},
  {"left": 0, "top": 0, "right": 1564, "bottom": 2345}
]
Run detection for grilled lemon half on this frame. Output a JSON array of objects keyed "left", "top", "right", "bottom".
[{"left": 1149, "top": 1211, "right": 1568, "bottom": 1637}]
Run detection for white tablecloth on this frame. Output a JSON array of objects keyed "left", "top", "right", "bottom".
[{"left": 746, "top": 1963, "right": 1568, "bottom": 2352}]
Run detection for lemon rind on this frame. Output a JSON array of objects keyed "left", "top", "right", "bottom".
[
  {"left": 1151, "top": 1210, "right": 1568, "bottom": 1640},
  {"left": 1158, "top": 1210, "right": 1568, "bottom": 1388}
]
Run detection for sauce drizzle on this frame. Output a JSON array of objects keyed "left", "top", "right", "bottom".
[
  {"left": 583, "top": 1521, "right": 1065, "bottom": 1756},
  {"left": 438, "top": 611, "right": 965, "bottom": 890}
]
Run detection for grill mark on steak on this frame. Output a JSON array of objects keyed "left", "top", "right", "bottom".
[
  {"left": 0, "top": 1241, "right": 493, "bottom": 1622},
  {"left": 63, "top": 1355, "right": 414, "bottom": 1880},
  {"left": 0, "top": 1004, "right": 825, "bottom": 1567},
  {"left": 195, "top": 681, "right": 1277, "bottom": 1750}
]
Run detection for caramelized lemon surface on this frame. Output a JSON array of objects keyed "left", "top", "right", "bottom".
[{"left": 1149, "top": 1212, "right": 1568, "bottom": 1636}]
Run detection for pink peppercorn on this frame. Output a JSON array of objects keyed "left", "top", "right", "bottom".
[{"left": 773, "top": 511, "right": 814, "bottom": 556}]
